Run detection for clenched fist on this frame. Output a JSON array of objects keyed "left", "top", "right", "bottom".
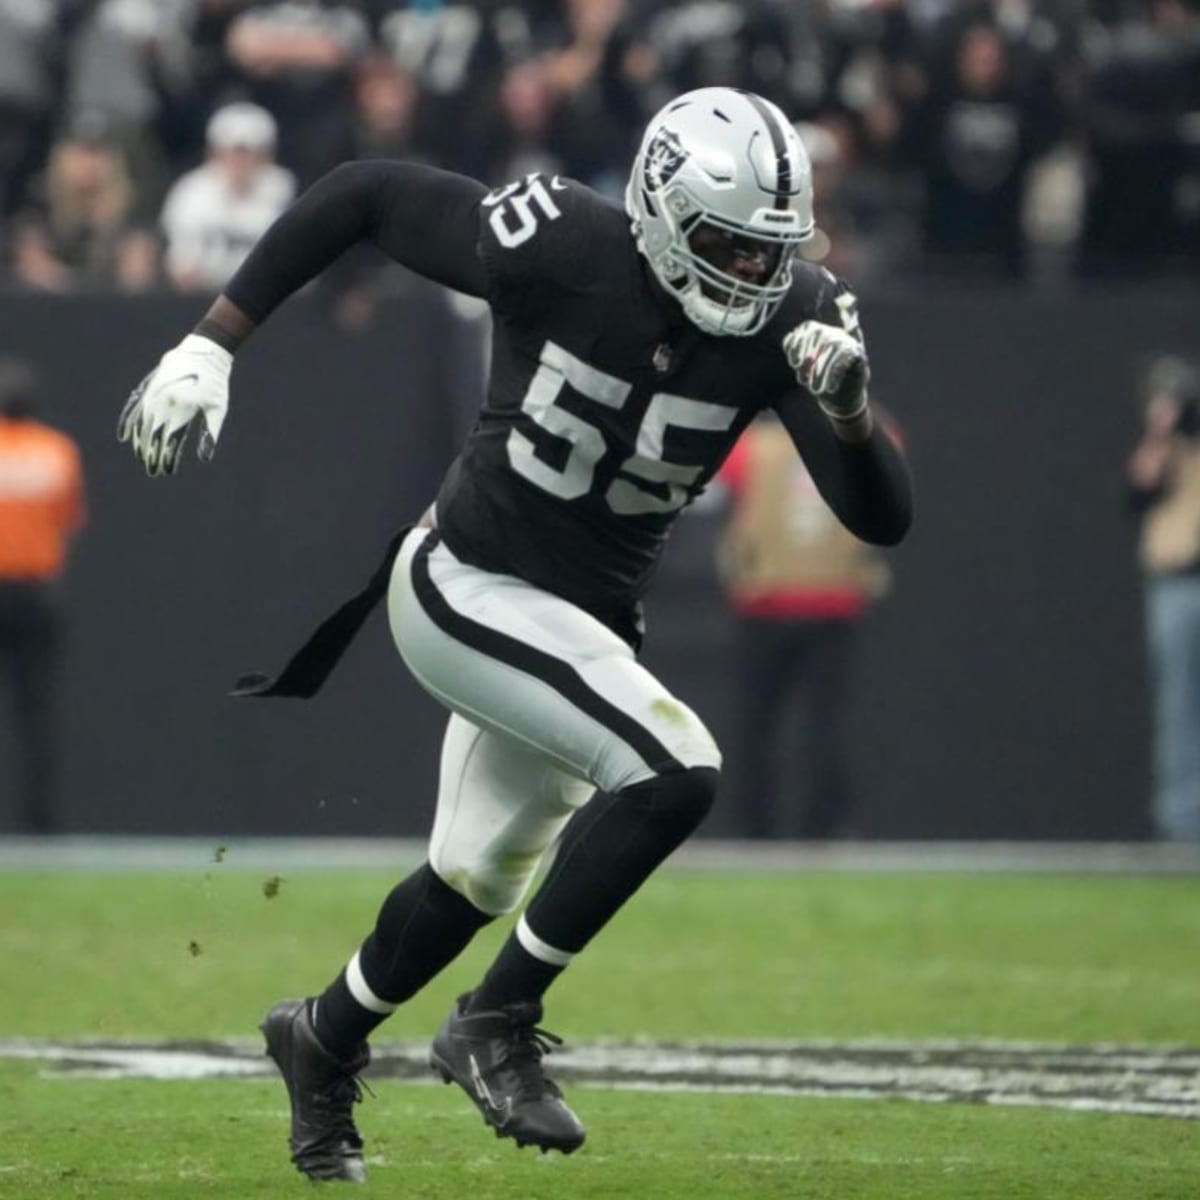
[{"left": 783, "top": 320, "right": 870, "bottom": 424}]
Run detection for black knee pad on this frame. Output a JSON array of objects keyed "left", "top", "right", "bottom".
[
  {"left": 523, "top": 766, "right": 721, "bottom": 954},
  {"left": 622, "top": 765, "right": 719, "bottom": 839}
]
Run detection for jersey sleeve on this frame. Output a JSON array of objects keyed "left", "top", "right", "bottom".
[
  {"left": 223, "top": 160, "right": 489, "bottom": 323},
  {"left": 814, "top": 267, "right": 865, "bottom": 346},
  {"left": 476, "top": 174, "right": 602, "bottom": 318},
  {"left": 765, "top": 267, "right": 910, "bottom": 545}
]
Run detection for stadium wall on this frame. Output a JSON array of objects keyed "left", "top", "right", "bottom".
[{"left": 1, "top": 284, "right": 1192, "bottom": 839}]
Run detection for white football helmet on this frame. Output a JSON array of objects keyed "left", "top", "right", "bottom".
[{"left": 626, "top": 87, "right": 814, "bottom": 337}]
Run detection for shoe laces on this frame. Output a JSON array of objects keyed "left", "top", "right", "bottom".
[
  {"left": 310, "top": 1069, "right": 374, "bottom": 1149},
  {"left": 501, "top": 1012, "right": 565, "bottom": 1102}
]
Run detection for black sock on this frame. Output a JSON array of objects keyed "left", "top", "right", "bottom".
[
  {"left": 470, "top": 768, "right": 717, "bottom": 1011},
  {"left": 313, "top": 862, "right": 492, "bottom": 1057},
  {"left": 468, "top": 934, "right": 565, "bottom": 1012}
]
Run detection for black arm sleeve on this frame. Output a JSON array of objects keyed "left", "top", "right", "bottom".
[
  {"left": 775, "top": 389, "right": 914, "bottom": 546},
  {"left": 224, "top": 160, "right": 489, "bottom": 323}
]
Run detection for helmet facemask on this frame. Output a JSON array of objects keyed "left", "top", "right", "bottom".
[{"left": 671, "top": 215, "right": 803, "bottom": 336}]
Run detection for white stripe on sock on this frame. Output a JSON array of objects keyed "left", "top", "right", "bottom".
[
  {"left": 516, "top": 914, "right": 575, "bottom": 967},
  {"left": 345, "top": 949, "right": 398, "bottom": 1015}
]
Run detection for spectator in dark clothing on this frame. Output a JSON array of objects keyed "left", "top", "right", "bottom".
[
  {"left": 0, "top": 0, "right": 118, "bottom": 227},
  {"left": 1078, "top": 0, "right": 1200, "bottom": 277},
  {"left": 0, "top": 0, "right": 62, "bottom": 225},
  {"left": 374, "top": 0, "right": 508, "bottom": 177},
  {"left": 907, "top": 18, "right": 1059, "bottom": 277},
  {"left": 224, "top": 0, "right": 370, "bottom": 186},
  {"left": 471, "top": 0, "right": 641, "bottom": 195},
  {"left": 639, "top": 0, "right": 794, "bottom": 114},
  {"left": 164, "top": 0, "right": 258, "bottom": 170},
  {"left": 539, "top": 0, "right": 637, "bottom": 195},
  {"left": 477, "top": 56, "right": 566, "bottom": 186}
]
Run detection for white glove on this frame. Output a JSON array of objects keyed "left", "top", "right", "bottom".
[
  {"left": 783, "top": 320, "right": 870, "bottom": 424},
  {"left": 117, "top": 334, "right": 232, "bottom": 476}
]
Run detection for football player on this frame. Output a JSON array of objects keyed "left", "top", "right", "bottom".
[{"left": 118, "top": 87, "right": 912, "bottom": 1182}]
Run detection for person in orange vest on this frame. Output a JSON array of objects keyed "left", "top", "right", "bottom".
[
  {"left": 0, "top": 359, "right": 86, "bottom": 832},
  {"left": 716, "top": 409, "right": 901, "bottom": 839}
]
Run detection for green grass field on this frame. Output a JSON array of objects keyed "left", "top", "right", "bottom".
[{"left": 2, "top": 866, "right": 1198, "bottom": 1198}]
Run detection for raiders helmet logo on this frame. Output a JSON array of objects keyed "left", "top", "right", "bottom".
[{"left": 642, "top": 128, "right": 688, "bottom": 194}]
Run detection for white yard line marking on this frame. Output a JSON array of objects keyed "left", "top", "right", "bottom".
[{"left": 2, "top": 1038, "right": 1196, "bottom": 1120}]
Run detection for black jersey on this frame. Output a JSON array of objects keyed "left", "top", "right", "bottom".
[
  {"left": 220, "top": 159, "right": 907, "bottom": 696},
  {"left": 435, "top": 174, "right": 856, "bottom": 631}
]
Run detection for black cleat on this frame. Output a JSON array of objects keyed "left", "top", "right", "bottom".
[
  {"left": 260, "top": 998, "right": 370, "bottom": 1183},
  {"left": 432, "top": 993, "right": 585, "bottom": 1152},
  {"left": 430, "top": 993, "right": 586, "bottom": 1154}
]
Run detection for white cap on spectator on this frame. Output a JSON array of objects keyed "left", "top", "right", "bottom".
[{"left": 206, "top": 102, "right": 277, "bottom": 152}]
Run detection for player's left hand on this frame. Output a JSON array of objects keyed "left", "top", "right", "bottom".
[
  {"left": 783, "top": 320, "right": 869, "bottom": 424},
  {"left": 117, "top": 334, "right": 232, "bottom": 477}
]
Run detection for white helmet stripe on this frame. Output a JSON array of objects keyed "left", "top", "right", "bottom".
[{"left": 740, "top": 90, "right": 791, "bottom": 208}]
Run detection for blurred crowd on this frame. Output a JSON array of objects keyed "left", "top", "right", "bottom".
[{"left": 1, "top": 0, "right": 1199, "bottom": 305}]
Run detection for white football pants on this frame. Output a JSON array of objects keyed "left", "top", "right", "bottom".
[{"left": 387, "top": 527, "right": 721, "bottom": 914}]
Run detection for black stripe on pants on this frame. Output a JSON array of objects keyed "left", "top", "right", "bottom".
[{"left": 409, "top": 532, "right": 682, "bottom": 776}]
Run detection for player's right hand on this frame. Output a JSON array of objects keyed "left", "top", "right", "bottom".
[{"left": 117, "top": 334, "right": 232, "bottom": 476}]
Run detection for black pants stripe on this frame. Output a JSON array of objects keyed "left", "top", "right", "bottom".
[{"left": 409, "top": 531, "right": 682, "bottom": 776}]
